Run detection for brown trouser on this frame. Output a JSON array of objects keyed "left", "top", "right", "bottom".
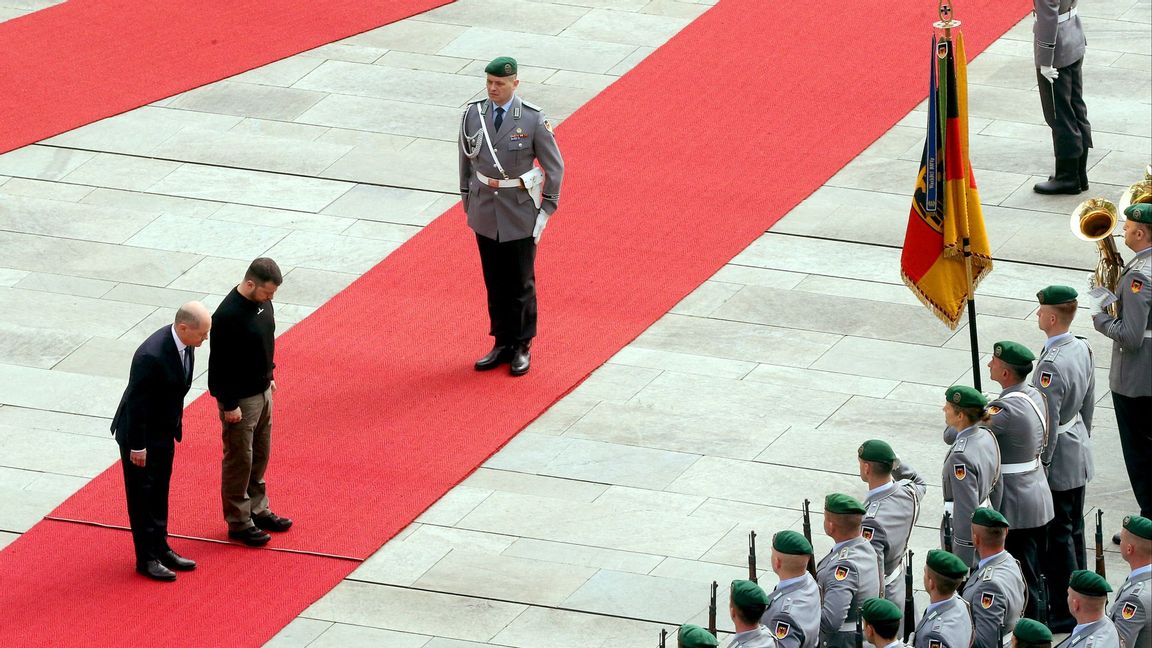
[{"left": 220, "top": 387, "right": 272, "bottom": 532}]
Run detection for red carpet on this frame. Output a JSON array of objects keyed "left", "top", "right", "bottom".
[{"left": 0, "top": 0, "right": 1029, "bottom": 645}]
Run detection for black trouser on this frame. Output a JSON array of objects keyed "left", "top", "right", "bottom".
[
  {"left": 1045, "top": 486, "right": 1086, "bottom": 626},
  {"left": 120, "top": 444, "right": 174, "bottom": 565},
  {"left": 1005, "top": 525, "right": 1047, "bottom": 620},
  {"left": 1114, "top": 393, "right": 1152, "bottom": 517},
  {"left": 476, "top": 233, "right": 537, "bottom": 345},
  {"left": 1037, "top": 57, "right": 1092, "bottom": 159}
]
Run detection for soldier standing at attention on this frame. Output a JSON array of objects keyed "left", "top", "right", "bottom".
[
  {"left": 1109, "top": 515, "right": 1150, "bottom": 648},
  {"left": 1055, "top": 571, "right": 1120, "bottom": 648},
  {"left": 1034, "top": 285, "right": 1096, "bottom": 632},
  {"left": 727, "top": 580, "right": 778, "bottom": 647},
  {"left": 816, "top": 493, "right": 881, "bottom": 648},
  {"left": 941, "top": 385, "right": 1001, "bottom": 570},
  {"left": 984, "top": 340, "right": 1054, "bottom": 618},
  {"left": 1030, "top": 0, "right": 1090, "bottom": 194},
  {"left": 960, "top": 508, "right": 1026, "bottom": 648},
  {"left": 859, "top": 598, "right": 906, "bottom": 648},
  {"left": 762, "top": 531, "right": 821, "bottom": 648},
  {"left": 857, "top": 439, "right": 926, "bottom": 637},
  {"left": 1011, "top": 619, "right": 1053, "bottom": 648},
  {"left": 459, "top": 56, "right": 564, "bottom": 376},
  {"left": 914, "top": 550, "right": 975, "bottom": 648}
]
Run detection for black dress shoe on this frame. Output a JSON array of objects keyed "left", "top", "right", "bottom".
[
  {"left": 228, "top": 526, "right": 271, "bottom": 547},
  {"left": 510, "top": 344, "right": 531, "bottom": 376},
  {"left": 474, "top": 345, "right": 512, "bottom": 371},
  {"left": 254, "top": 512, "right": 293, "bottom": 532},
  {"left": 136, "top": 559, "right": 177, "bottom": 582},
  {"left": 160, "top": 549, "right": 196, "bottom": 571},
  {"left": 1034, "top": 158, "right": 1083, "bottom": 195}
]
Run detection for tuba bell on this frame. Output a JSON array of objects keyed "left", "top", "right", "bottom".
[
  {"left": 1070, "top": 197, "right": 1124, "bottom": 316},
  {"left": 1117, "top": 164, "right": 1152, "bottom": 216}
]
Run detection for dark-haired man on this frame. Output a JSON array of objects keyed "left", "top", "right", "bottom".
[{"left": 728, "top": 580, "right": 778, "bottom": 647}]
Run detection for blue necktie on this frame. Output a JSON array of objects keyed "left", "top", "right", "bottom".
[{"left": 494, "top": 106, "right": 505, "bottom": 132}]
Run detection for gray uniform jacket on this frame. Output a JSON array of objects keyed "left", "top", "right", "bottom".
[
  {"left": 863, "top": 463, "right": 927, "bottom": 623},
  {"left": 1109, "top": 568, "right": 1150, "bottom": 648},
  {"left": 762, "top": 574, "right": 821, "bottom": 648},
  {"left": 1033, "top": 0, "right": 1085, "bottom": 68},
  {"left": 941, "top": 425, "right": 1000, "bottom": 568},
  {"left": 816, "top": 536, "right": 881, "bottom": 648},
  {"left": 727, "top": 627, "right": 780, "bottom": 648},
  {"left": 1035, "top": 335, "right": 1096, "bottom": 492},
  {"left": 912, "top": 596, "right": 974, "bottom": 648},
  {"left": 458, "top": 95, "right": 564, "bottom": 242},
  {"left": 960, "top": 551, "right": 1026, "bottom": 648},
  {"left": 986, "top": 383, "right": 1055, "bottom": 529},
  {"left": 1093, "top": 249, "right": 1152, "bottom": 398},
  {"left": 1054, "top": 618, "right": 1122, "bottom": 648}
]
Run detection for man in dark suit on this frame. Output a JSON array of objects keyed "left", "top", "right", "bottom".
[{"left": 111, "top": 302, "right": 211, "bottom": 581}]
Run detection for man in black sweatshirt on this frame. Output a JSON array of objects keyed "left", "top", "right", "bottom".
[{"left": 209, "top": 257, "right": 292, "bottom": 546}]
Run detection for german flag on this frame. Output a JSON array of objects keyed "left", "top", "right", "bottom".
[{"left": 901, "top": 32, "right": 991, "bottom": 329}]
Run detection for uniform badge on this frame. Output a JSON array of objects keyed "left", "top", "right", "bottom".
[
  {"left": 981, "top": 592, "right": 995, "bottom": 609},
  {"left": 954, "top": 464, "right": 967, "bottom": 481},
  {"left": 862, "top": 526, "right": 875, "bottom": 541},
  {"left": 866, "top": 501, "right": 880, "bottom": 519},
  {"left": 1132, "top": 278, "right": 1144, "bottom": 293},
  {"left": 1122, "top": 602, "right": 1137, "bottom": 620},
  {"left": 774, "top": 621, "right": 791, "bottom": 639},
  {"left": 834, "top": 565, "right": 850, "bottom": 581},
  {"left": 1039, "top": 371, "right": 1052, "bottom": 388},
  {"left": 987, "top": 405, "right": 1002, "bottom": 415}
]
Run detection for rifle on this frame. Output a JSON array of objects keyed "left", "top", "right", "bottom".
[
  {"left": 1095, "top": 509, "right": 1107, "bottom": 578},
  {"left": 803, "top": 498, "right": 817, "bottom": 578},
  {"left": 855, "top": 616, "right": 863, "bottom": 648},
  {"left": 658, "top": 628, "right": 667, "bottom": 648},
  {"left": 748, "top": 530, "right": 758, "bottom": 583},
  {"left": 708, "top": 580, "right": 718, "bottom": 637},
  {"left": 903, "top": 550, "right": 915, "bottom": 642},
  {"left": 1037, "top": 573, "right": 1049, "bottom": 626},
  {"left": 942, "top": 511, "right": 953, "bottom": 554}
]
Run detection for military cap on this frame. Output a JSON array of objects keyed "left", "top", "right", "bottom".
[
  {"left": 993, "top": 340, "right": 1035, "bottom": 366},
  {"left": 484, "top": 56, "right": 517, "bottom": 77},
  {"left": 945, "top": 385, "right": 987, "bottom": 408},
  {"left": 860, "top": 597, "right": 902, "bottom": 623},
  {"left": 858, "top": 439, "right": 896, "bottom": 464},
  {"left": 1068, "top": 569, "right": 1112, "bottom": 596},
  {"left": 1125, "top": 202, "right": 1152, "bottom": 224},
  {"left": 1036, "top": 285, "right": 1078, "bottom": 305},
  {"left": 824, "top": 493, "right": 866, "bottom": 515},
  {"left": 678, "top": 624, "right": 719, "bottom": 647},
  {"left": 772, "top": 530, "right": 812, "bottom": 555},
  {"left": 1123, "top": 514, "right": 1152, "bottom": 540},
  {"left": 926, "top": 549, "right": 969, "bottom": 578},
  {"left": 731, "top": 579, "right": 770, "bottom": 608},
  {"left": 971, "top": 507, "right": 1009, "bottom": 528},
  {"left": 1013, "top": 618, "right": 1053, "bottom": 642}
]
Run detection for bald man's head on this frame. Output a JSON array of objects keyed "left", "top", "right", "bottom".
[{"left": 174, "top": 301, "right": 211, "bottom": 347}]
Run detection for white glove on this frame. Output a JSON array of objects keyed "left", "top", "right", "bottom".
[
  {"left": 1087, "top": 285, "right": 1117, "bottom": 313},
  {"left": 1040, "top": 66, "right": 1059, "bottom": 83},
  {"left": 532, "top": 209, "right": 549, "bottom": 243}
]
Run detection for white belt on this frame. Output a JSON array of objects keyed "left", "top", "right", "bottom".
[
  {"left": 1058, "top": 7, "right": 1078, "bottom": 23},
  {"left": 1003, "top": 633, "right": 1013, "bottom": 647},
  {"left": 1145, "top": 329, "right": 1152, "bottom": 339},
  {"left": 944, "top": 498, "right": 990, "bottom": 515},
  {"left": 884, "top": 564, "right": 903, "bottom": 586},
  {"left": 1001, "top": 458, "right": 1041, "bottom": 474},
  {"left": 476, "top": 171, "right": 521, "bottom": 188},
  {"left": 839, "top": 621, "right": 858, "bottom": 632},
  {"left": 1056, "top": 414, "right": 1082, "bottom": 434}
]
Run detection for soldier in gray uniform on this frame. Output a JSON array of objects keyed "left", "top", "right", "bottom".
[
  {"left": 941, "top": 385, "right": 1001, "bottom": 569},
  {"left": 816, "top": 493, "right": 881, "bottom": 648},
  {"left": 459, "top": 56, "right": 564, "bottom": 376},
  {"left": 914, "top": 550, "right": 975, "bottom": 648},
  {"left": 961, "top": 508, "right": 1027, "bottom": 648},
  {"left": 1110, "top": 515, "right": 1150, "bottom": 648},
  {"left": 858, "top": 439, "right": 926, "bottom": 636},
  {"left": 1034, "top": 285, "right": 1096, "bottom": 631},
  {"left": 1013, "top": 619, "right": 1054, "bottom": 648},
  {"left": 1055, "top": 570, "right": 1120, "bottom": 648},
  {"left": 860, "top": 597, "right": 907, "bottom": 648},
  {"left": 762, "top": 530, "right": 821, "bottom": 648},
  {"left": 728, "top": 580, "right": 780, "bottom": 648},
  {"left": 1092, "top": 203, "right": 1152, "bottom": 524},
  {"left": 1031, "top": 0, "right": 1090, "bottom": 194},
  {"left": 984, "top": 340, "right": 1055, "bottom": 618}
]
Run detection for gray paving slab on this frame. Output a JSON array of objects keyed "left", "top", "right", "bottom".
[
  {"left": 0, "top": 287, "right": 156, "bottom": 339},
  {"left": 168, "top": 81, "right": 328, "bottom": 121},
  {"left": 0, "top": 468, "right": 91, "bottom": 532},
  {"left": 294, "top": 60, "right": 481, "bottom": 107},
  {"left": 50, "top": 337, "right": 138, "bottom": 380},
  {"left": 147, "top": 164, "right": 353, "bottom": 212},
  {"left": 810, "top": 336, "right": 971, "bottom": 386},
  {"left": 413, "top": 549, "right": 598, "bottom": 606},
  {"left": 0, "top": 194, "right": 157, "bottom": 245},
  {"left": 264, "top": 618, "right": 335, "bottom": 648},
  {"left": 319, "top": 138, "right": 459, "bottom": 193},
  {"left": 561, "top": 570, "right": 706, "bottom": 623},
  {"left": 0, "top": 177, "right": 96, "bottom": 201},
  {"left": 0, "top": 424, "right": 118, "bottom": 478},
  {"left": 345, "top": 19, "right": 468, "bottom": 54},
  {"left": 263, "top": 231, "right": 401, "bottom": 274},
  {"left": 0, "top": 145, "right": 96, "bottom": 182},
  {"left": 632, "top": 313, "right": 841, "bottom": 367},
  {"left": 304, "top": 623, "right": 432, "bottom": 648},
  {"left": 125, "top": 213, "right": 290, "bottom": 260},
  {"left": 229, "top": 57, "right": 326, "bottom": 88},
  {"left": 500, "top": 537, "right": 664, "bottom": 575},
  {"left": 59, "top": 152, "right": 182, "bottom": 192},
  {"left": 559, "top": 8, "right": 690, "bottom": 46},
  {"left": 375, "top": 51, "right": 473, "bottom": 74},
  {"left": 421, "top": 0, "right": 589, "bottom": 35},
  {"left": 666, "top": 280, "right": 743, "bottom": 317},
  {"left": 296, "top": 94, "right": 462, "bottom": 142},
  {"left": 42, "top": 106, "right": 241, "bottom": 155},
  {"left": 12, "top": 272, "right": 117, "bottom": 298},
  {"left": 0, "top": 405, "right": 110, "bottom": 438},
  {"left": 490, "top": 606, "right": 670, "bottom": 648},
  {"left": 147, "top": 129, "right": 355, "bottom": 177},
  {"left": 207, "top": 204, "right": 354, "bottom": 235},
  {"left": 461, "top": 468, "right": 608, "bottom": 502},
  {"left": 438, "top": 27, "right": 638, "bottom": 74},
  {"left": 0, "top": 323, "right": 89, "bottom": 369},
  {"left": 81, "top": 187, "right": 225, "bottom": 219},
  {"left": 227, "top": 117, "right": 332, "bottom": 142}
]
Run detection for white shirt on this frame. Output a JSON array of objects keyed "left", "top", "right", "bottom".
[
  {"left": 866, "top": 479, "right": 896, "bottom": 500},
  {"left": 977, "top": 550, "right": 1008, "bottom": 569},
  {"left": 1043, "top": 331, "right": 1074, "bottom": 353}
]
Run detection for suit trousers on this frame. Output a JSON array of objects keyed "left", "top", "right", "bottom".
[
  {"left": 476, "top": 233, "right": 537, "bottom": 345},
  {"left": 120, "top": 444, "right": 174, "bottom": 564},
  {"left": 1037, "top": 57, "right": 1092, "bottom": 159},
  {"left": 1045, "top": 486, "right": 1086, "bottom": 626},
  {"left": 220, "top": 388, "right": 272, "bottom": 531},
  {"left": 1113, "top": 393, "right": 1152, "bottom": 517},
  {"left": 1005, "top": 524, "right": 1048, "bottom": 620}
]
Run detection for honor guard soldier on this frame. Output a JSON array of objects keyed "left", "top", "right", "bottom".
[
  {"left": 816, "top": 493, "right": 882, "bottom": 648},
  {"left": 1035, "top": 285, "right": 1096, "bottom": 631},
  {"left": 762, "top": 530, "right": 821, "bottom": 648},
  {"left": 914, "top": 550, "right": 975, "bottom": 648},
  {"left": 728, "top": 580, "right": 780, "bottom": 647},
  {"left": 459, "top": 56, "right": 564, "bottom": 376},
  {"left": 941, "top": 385, "right": 1001, "bottom": 570},
  {"left": 1110, "top": 515, "right": 1150, "bottom": 648},
  {"left": 680, "top": 624, "right": 720, "bottom": 648},
  {"left": 1012, "top": 619, "right": 1053, "bottom": 648},
  {"left": 1092, "top": 203, "right": 1152, "bottom": 527},
  {"left": 860, "top": 598, "right": 908, "bottom": 648},
  {"left": 961, "top": 508, "right": 1027, "bottom": 648},
  {"left": 1056, "top": 571, "right": 1120, "bottom": 648},
  {"left": 1031, "top": 0, "right": 1091, "bottom": 194},
  {"left": 985, "top": 340, "right": 1055, "bottom": 618},
  {"left": 857, "top": 439, "right": 927, "bottom": 637}
]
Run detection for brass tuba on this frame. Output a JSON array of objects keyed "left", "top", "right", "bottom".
[
  {"left": 1071, "top": 197, "right": 1124, "bottom": 316},
  {"left": 1117, "top": 164, "right": 1152, "bottom": 216}
]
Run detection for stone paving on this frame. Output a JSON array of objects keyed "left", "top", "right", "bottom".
[{"left": 0, "top": 0, "right": 1149, "bottom": 645}]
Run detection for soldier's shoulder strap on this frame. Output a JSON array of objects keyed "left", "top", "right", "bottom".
[{"left": 520, "top": 98, "right": 542, "bottom": 112}]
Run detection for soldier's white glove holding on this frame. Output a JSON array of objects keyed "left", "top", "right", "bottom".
[
  {"left": 533, "top": 209, "right": 549, "bottom": 243},
  {"left": 1087, "top": 285, "right": 1117, "bottom": 313},
  {"left": 1040, "top": 66, "right": 1059, "bottom": 83}
]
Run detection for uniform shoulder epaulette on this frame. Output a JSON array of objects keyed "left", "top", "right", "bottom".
[
  {"left": 520, "top": 99, "right": 542, "bottom": 112},
  {"left": 953, "top": 437, "right": 968, "bottom": 453},
  {"left": 1042, "top": 345, "right": 1062, "bottom": 362},
  {"left": 467, "top": 97, "right": 486, "bottom": 104},
  {"left": 865, "top": 501, "right": 881, "bottom": 519}
]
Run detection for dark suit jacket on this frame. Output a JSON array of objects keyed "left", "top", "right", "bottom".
[{"left": 111, "top": 326, "right": 192, "bottom": 450}]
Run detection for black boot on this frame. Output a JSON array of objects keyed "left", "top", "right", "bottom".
[
  {"left": 1077, "top": 152, "right": 1089, "bottom": 191},
  {"left": 1034, "top": 158, "right": 1082, "bottom": 195},
  {"left": 510, "top": 343, "right": 531, "bottom": 376}
]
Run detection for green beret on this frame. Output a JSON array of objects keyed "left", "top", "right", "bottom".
[
  {"left": 1123, "top": 514, "right": 1152, "bottom": 540},
  {"left": 484, "top": 56, "right": 517, "bottom": 77},
  {"left": 1013, "top": 618, "right": 1053, "bottom": 642},
  {"left": 772, "top": 530, "right": 813, "bottom": 556},
  {"left": 993, "top": 340, "right": 1035, "bottom": 366},
  {"left": 945, "top": 385, "right": 987, "bottom": 408},
  {"left": 860, "top": 597, "right": 902, "bottom": 623},
  {"left": 824, "top": 493, "right": 866, "bottom": 515},
  {"left": 731, "top": 579, "right": 770, "bottom": 608},
  {"left": 926, "top": 549, "right": 969, "bottom": 579},
  {"left": 1069, "top": 569, "right": 1112, "bottom": 596},
  {"left": 971, "top": 507, "right": 1009, "bottom": 528},
  {"left": 1036, "top": 285, "right": 1078, "bottom": 305},
  {"left": 678, "top": 624, "right": 718, "bottom": 648},
  {"left": 858, "top": 439, "right": 896, "bottom": 464},
  {"left": 1125, "top": 202, "right": 1152, "bottom": 224}
]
